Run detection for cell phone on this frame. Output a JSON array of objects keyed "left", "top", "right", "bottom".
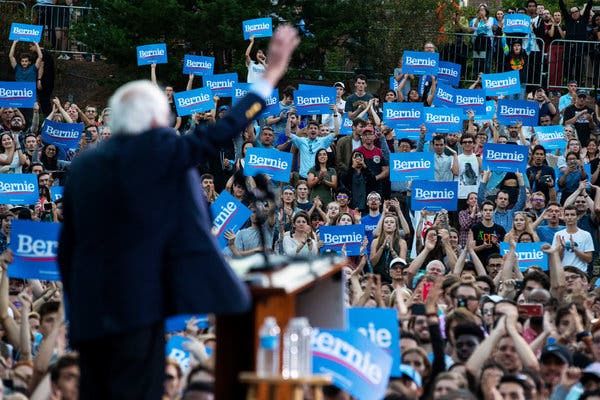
[
  {"left": 43, "top": 202, "right": 53, "bottom": 211},
  {"left": 542, "top": 175, "right": 552, "bottom": 183},
  {"left": 518, "top": 304, "right": 543, "bottom": 317},
  {"left": 85, "top": 130, "right": 92, "bottom": 139},
  {"left": 422, "top": 281, "right": 433, "bottom": 300},
  {"left": 411, "top": 303, "right": 426, "bottom": 316},
  {"left": 514, "top": 280, "right": 524, "bottom": 290}
]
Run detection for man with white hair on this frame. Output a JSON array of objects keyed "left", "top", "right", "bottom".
[{"left": 58, "top": 26, "right": 299, "bottom": 399}]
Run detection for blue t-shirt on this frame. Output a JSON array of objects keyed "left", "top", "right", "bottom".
[
  {"left": 537, "top": 225, "right": 564, "bottom": 244},
  {"left": 361, "top": 213, "right": 382, "bottom": 254},
  {"left": 15, "top": 64, "right": 37, "bottom": 82}
]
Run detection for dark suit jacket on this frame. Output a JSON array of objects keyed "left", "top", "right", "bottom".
[{"left": 58, "top": 93, "right": 265, "bottom": 343}]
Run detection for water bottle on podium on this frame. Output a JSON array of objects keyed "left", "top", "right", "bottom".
[
  {"left": 282, "top": 317, "right": 312, "bottom": 379},
  {"left": 256, "top": 317, "right": 280, "bottom": 377}
]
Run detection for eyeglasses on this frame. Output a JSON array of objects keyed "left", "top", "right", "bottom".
[
  {"left": 564, "top": 274, "right": 582, "bottom": 281},
  {"left": 482, "top": 309, "right": 494, "bottom": 315},
  {"left": 532, "top": 199, "right": 545, "bottom": 203},
  {"left": 461, "top": 140, "right": 473, "bottom": 144},
  {"left": 336, "top": 194, "right": 348, "bottom": 200}
]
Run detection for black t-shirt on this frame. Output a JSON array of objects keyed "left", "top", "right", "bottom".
[
  {"left": 471, "top": 222, "right": 506, "bottom": 263},
  {"left": 564, "top": 104, "right": 595, "bottom": 146}
]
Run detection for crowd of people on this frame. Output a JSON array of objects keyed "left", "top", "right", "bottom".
[{"left": 2, "top": 1, "right": 600, "bottom": 399}]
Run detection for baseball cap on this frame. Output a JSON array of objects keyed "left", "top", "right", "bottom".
[
  {"left": 399, "top": 364, "right": 422, "bottom": 388},
  {"left": 576, "top": 89, "right": 588, "bottom": 97},
  {"left": 541, "top": 343, "right": 573, "bottom": 365},
  {"left": 367, "top": 191, "right": 381, "bottom": 201},
  {"left": 390, "top": 257, "right": 407, "bottom": 268},
  {"left": 333, "top": 81, "right": 345, "bottom": 89},
  {"left": 582, "top": 362, "right": 600, "bottom": 383}
]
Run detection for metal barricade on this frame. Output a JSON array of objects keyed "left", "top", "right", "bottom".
[
  {"left": 434, "top": 31, "right": 546, "bottom": 88},
  {"left": 31, "top": 3, "right": 96, "bottom": 59},
  {"left": 548, "top": 39, "right": 600, "bottom": 91}
]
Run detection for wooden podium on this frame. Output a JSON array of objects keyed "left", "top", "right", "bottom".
[{"left": 215, "top": 255, "right": 345, "bottom": 400}]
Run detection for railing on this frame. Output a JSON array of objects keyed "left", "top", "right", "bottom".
[
  {"left": 31, "top": 3, "right": 95, "bottom": 59},
  {"left": 548, "top": 39, "right": 600, "bottom": 91}
]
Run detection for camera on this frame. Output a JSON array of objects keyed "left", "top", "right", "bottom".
[
  {"left": 542, "top": 175, "right": 552, "bottom": 183},
  {"left": 43, "top": 202, "right": 53, "bottom": 211}
]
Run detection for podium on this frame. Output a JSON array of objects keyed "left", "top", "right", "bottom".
[{"left": 215, "top": 255, "right": 345, "bottom": 400}]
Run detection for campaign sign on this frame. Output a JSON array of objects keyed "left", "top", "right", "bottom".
[
  {"left": 503, "top": 14, "right": 532, "bottom": 34},
  {"left": 497, "top": 99, "right": 539, "bottom": 126},
  {"left": 340, "top": 117, "right": 353, "bottom": 135},
  {"left": 437, "top": 61, "right": 461, "bottom": 86},
  {"left": 312, "top": 328, "right": 392, "bottom": 400},
  {"left": 174, "top": 87, "right": 213, "bottom": 116},
  {"left": 166, "top": 335, "right": 193, "bottom": 374},
  {"left": 389, "top": 76, "right": 399, "bottom": 92},
  {"left": 0, "top": 174, "right": 38, "bottom": 205},
  {"left": 482, "top": 143, "right": 529, "bottom": 172},
  {"left": 182, "top": 54, "right": 215, "bottom": 76},
  {"left": 394, "top": 128, "right": 423, "bottom": 140},
  {"left": 294, "top": 87, "right": 337, "bottom": 116},
  {"left": 9, "top": 23, "right": 43, "bottom": 43},
  {"left": 203, "top": 73, "right": 238, "bottom": 98},
  {"left": 454, "top": 88, "right": 487, "bottom": 115},
  {"left": 136, "top": 43, "right": 167, "bottom": 66},
  {"left": 424, "top": 107, "right": 463, "bottom": 133},
  {"left": 432, "top": 82, "right": 456, "bottom": 108},
  {"left": 320, "top": 224, "right": 365, "bottom": 256},
  {"left": 0, "top": 81, "right": 36, "bottom": 108},
  {"left": 411, "top": 180, "right": 458, "bottom": 211},
  {"left": 348, "top": 307, "right": 401, "bottom": 377},
  {"left": 500, "top": 242, "right": 548, "bottom": 271},
  {"left": 165, "top": 314, "right": 210, "bottom": 333},
  {"left": 262, "top": 88, "right": 280, "bottom": 117},
  {"left": 383, "top": 102, "right": 423, "bottom": 130},
  {"left": 8, "top": 220, "right": 60, "bottom": 281},
  {"left": 474, "top": 100, "right": 496, "bottom": 121},
  {"left": 210, "top": 190, "right": 252, "bottom": 249},
  {"left": 482, "top": 70, "right": 521, "bottom": 97},
  {"left": 41, "top": 120, "right": 83, "bottom": 151},
  {"left": 534, "top": 125, "right": 566, "bottom": 151},
  {"left": 390, "top": 152, "right": 434, "bottom": 181},
  {"left": 231, "top": 83, "right": 252, "bottom": 106},
  {"left": 244, "top": 147, "right": 292, "bottom": 183},
  {"left": 401, "top": 51, "right": 439, "bottom": 76},
  {"left": 242, "top": 18, "right": 273, "bottom": 40},
  {"left": 51, "top": 186, "right": 63, "bottom": 202}
]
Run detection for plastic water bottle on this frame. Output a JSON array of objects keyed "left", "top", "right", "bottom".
[
  {"left": 256, "top": 317, "right": 280, "bottom": 377},
  {"left": 282, "top": 318, "right": 302, "bottom": 379},
  {"left": 297, "top": 317, "right": 313, "bottom": 377}
]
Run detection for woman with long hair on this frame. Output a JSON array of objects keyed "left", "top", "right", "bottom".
[
  {"left": 370, "top": 213, "right": 407, "bottom": 284},
  {"left": 307, "top": 149, "right": 337, "bottom": 205},
  {"left": 281, "top": 211, "right": 318, "bottom": 257},
  {"left": 504, "top": 211, "right": 540, "bottom": 243},
  {"left": 0, "top": 133, "right": 27, "bottom": 174},
  {"left": 40, "top": 144, "right": 60, "bottom": 171},
  {"left": 338, "top": 150, "right": 377, "bottom": 213},
  {"left": 504, "top": 40, "right": 528, "bottom": 98},
  {"left": 458, "top": 192, "right": 481, "bottom": 247}
]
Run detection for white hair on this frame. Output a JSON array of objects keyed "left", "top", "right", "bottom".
[{"left": 108, "top": 80, "right": 170, "bottom": 135}]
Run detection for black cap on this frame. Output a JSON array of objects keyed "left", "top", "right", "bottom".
[{"left": 540, "top": 343, "right": 573, "bottom": 365}]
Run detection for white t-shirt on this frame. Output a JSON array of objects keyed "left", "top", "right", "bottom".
[
  {"left": 457, "top": 153, "right": 480, "bottom": 199},
  {"left": 246, "top": 60, "right": 265, "bottom": 83},
  {"left": 552, "top": 228, "right": 595, "bottom": 272}
]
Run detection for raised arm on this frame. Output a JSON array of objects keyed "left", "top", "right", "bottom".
[
  {"left": 150, "top": 63, "right": 157, "bottom": 85},
  {"left": 245, "top": 36, "right": 255, "bottom": 65},
  {"left": 9, "top": 40, "right": 17, "bottom": 69},
  {"left": 0, "top": 252, "right": 20, "bottom": 348},
  {"left": 18, "top": 293, "right": 33, "bottom": 362},
  {"left": 33, "top": 42, "right": 43, "bottom": 69}
]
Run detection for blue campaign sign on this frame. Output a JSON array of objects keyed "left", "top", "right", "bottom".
[
  {"left": 474, "top": 100, "right": 496, "bottom": 121},
  {"left": 244, "top": 147, "right": 292, "bottom": 182},
  {"left": 401, "top": 51, "right": 439, "bottom": 76},
  {"left": 203, "top": 73, "right": 238, "bottom": 97},
  {"left": 136, "top": 43, "right": 167, "bottom": 66},
  {"left": 231, "top": 83, "right": 252, "bottom": 106},
  {"left": 383, "top": 102, "right": 423, "bottom": 130},
  {"left": 242, "top": 18, "right": 273, "bottom": 40},
  {"left": 0, "top": 174, "right": 38, "bottom": 205},
  {"left": 340, "top": 117, "right": 353, "bottom": 135},
  {"left": 210, "top": 190, "right": 252, "bottom": 249},
  {"left": 294, "top": 87, "right": 337, "bottom": 116},
  {"left": 497, "top": 99, "right": 539, "bottom": 126},
  {"left": 394, "top": 127, "right": 423, "bottom": 140},
  {"left": 390, "top": 152, "right": 434, "bottom": 181},
  {"left": 432, "top": 83, "right": 456, "bottom": 108},
  {"left": 165, "top": 314, "right": 210, "bottom": 333},
  {"left": 534, "top": 125, "right": 566, "bottom": 151},
  {"left": 174, "top": 87, "right": 213, "bottom": 116},
  {"left": 424, "top": 107, "right": 463, "bottom": 134},
  {"left": 500, "top": 242, "right": 548, "bottom": 271},
  {"left": 482, "top": 143, "right": 529, "bottom": 172},
  {"left": 9, "top": 220, "right": 60, "bottom": 281},
  {"left": 454, "top": 89, "right": 487, "bottom": 115},
  {"left": 182, "top": 55, "right": 215, "bottom": 76},
  {"left": 411, "top": 180, "right": 458, "bottom": 211},
  {"left": 503, "top": 14, "right": 532, "bottom": 34},
  {"left": 389, "top": 76, "right": 399, "bottom": 92},
  {"left": 166, "top": 335, "right": 193, "bottom": 374},
  {"left": 262, "top": 88, "right": 280, "bottom": 117},
  {"left": 0, "top": 81, "right": 36, "bottom": 108},
  {"left": 319, "top": 224, "right": 365, "bottom": 256},
  {"left": 482, "top": 70, "right": 521, "bottom": 97},
  {"left": 9, "top": 23, "right": 43, "bottom": 42},
  {"left": 437, "top": 61, "right": 461, "bottom": 86},
  {"left": 41, "top": 120, "right": 83, "bottom": 151},
  {"left": 51, "top": 186, "right": 63, "bottom": 202},
  {"left": 312, "top": 328, "right": 392, "bottom": 400},
  {"left": 348, "top": 308, "right": 401, "bottom": 377}
]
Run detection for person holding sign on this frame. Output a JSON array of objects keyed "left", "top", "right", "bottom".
[
  {"left": 9, "top": 41, "right": 43, "bottom": 83},
  {"left": 245, "top": 35, "right": 267, "bottom": 83},
  {"left": 58, "top": 25, "right": 299, "bottom": 399}
]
